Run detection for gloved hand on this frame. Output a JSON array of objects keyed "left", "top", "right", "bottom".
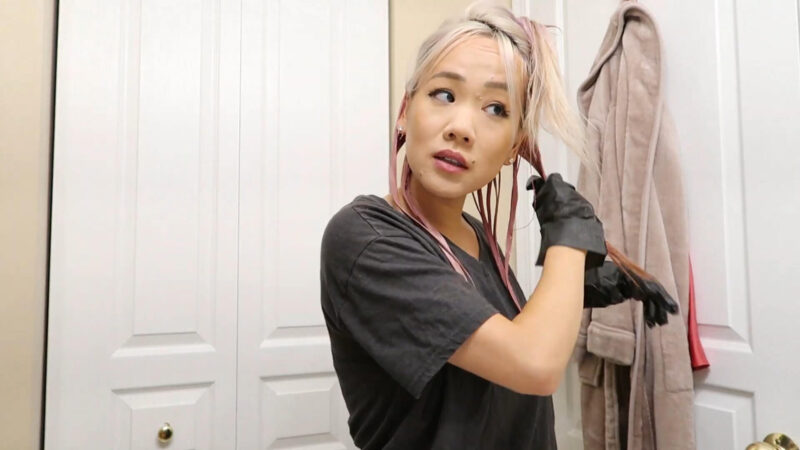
[
  {"left": 584, "top": 260, "right": 680, "bottom": 327},
  {"left": 526, "top": 173, "right": 607, "bottom": 269}
]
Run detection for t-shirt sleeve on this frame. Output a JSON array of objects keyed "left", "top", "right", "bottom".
[{"left": 336, "top": 235, "right": 499, "bottom": 399}]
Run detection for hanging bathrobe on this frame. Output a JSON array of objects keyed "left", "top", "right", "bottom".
[{"left": 574, "top": 2, "right": 696, "bottom": 449}]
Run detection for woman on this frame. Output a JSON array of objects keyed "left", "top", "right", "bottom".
[{"left": 320, "top": 3, "right": 676, "bottom": 448}]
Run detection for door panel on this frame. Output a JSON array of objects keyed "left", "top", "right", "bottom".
[
  {"left": 652, "top": 0, "right": 800, "bottom": 445},
  {"left": 236, "top": 0, "right": 388, "bottom": 448},
  {"left": 45, "top": 0, "right": 241, "bottom": 448}
]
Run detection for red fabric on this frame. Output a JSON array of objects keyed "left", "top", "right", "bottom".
[{"left": 687, "top": 256, "right": 709, "bottom": 370}]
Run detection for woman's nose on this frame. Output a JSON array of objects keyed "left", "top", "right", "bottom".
[
  {"left": 445, "top": 130, "right": 471, "bottom": 144},
  {"left": 443, "top": 118, "right": 474, "bottom": 145}
]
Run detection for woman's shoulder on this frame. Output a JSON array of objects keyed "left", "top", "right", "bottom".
[
  {"left": 322, "top": 195, "right": 416, "bottom": 259},
  {"left": 324, "top": 194, "right": 406, "bottom": 240}
]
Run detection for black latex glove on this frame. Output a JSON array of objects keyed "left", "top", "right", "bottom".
[
  {"left": 584, "top": 260, "right": 680, "bottom": 327},
  {"left": 526, "top": 173, "right": 607, "bottom": 269}
]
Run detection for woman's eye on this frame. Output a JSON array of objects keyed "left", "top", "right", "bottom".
[
  {"left": 427, "top": 89, "right": 508, "bottom": 118},
  {"left": 485, "top": 103, "right": 508, "bottom": 117},
  {"left": 429, "top": 89, "right": 455, "bottom": 103}
]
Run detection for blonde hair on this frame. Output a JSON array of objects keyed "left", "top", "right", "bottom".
[
  {"left": 390, "top": 1, "right": 595, "bottom": 309},
  {"left": 406, "top": 2, "right": 593, "bottom": 164}
]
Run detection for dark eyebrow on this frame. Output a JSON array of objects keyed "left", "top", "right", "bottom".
[{"left": 431, "top": 71, "right": 508, "bottom": 91}]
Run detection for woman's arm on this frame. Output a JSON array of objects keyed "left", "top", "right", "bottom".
[{"left": 448, "top": 245, "right": 586, "bottom": 396}]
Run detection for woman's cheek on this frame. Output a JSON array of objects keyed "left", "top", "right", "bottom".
[{"left": 472, "top": 166, "right": 498, "bottom": 191}]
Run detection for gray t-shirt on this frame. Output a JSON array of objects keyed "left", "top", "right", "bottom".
[{"left": 320, "top": 194, "right": 556, "bottom": 449}]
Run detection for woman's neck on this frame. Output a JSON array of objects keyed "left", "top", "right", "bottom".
[{"left": 386, "top": 177, "right": 469, "bottom": 238}]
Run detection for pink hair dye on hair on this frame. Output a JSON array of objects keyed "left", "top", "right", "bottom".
[{"left": 389, "top": 93, "right": 524, "bottom": 311}]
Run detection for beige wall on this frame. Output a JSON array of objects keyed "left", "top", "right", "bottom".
[
  {"left": 0, "top": 0, "right": 55, "bottom": 449},
  {"left": 390, "top": 0, "right": 516, "bottom": 260}
]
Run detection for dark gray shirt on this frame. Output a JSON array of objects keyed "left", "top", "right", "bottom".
[{"left": 320, "top": 194, "right": 556, "bottom": 450}]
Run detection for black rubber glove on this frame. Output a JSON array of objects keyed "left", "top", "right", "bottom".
[
  {"left": 526, "top": 173, "right": 607, "bottom": 269},
  {"left": 584, "top": 260, "right": 680, "bottom": 327}
]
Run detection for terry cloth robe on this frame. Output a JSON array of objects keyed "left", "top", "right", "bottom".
[{"left": 574, "top": 3, "right": 700, "bottom": 449}]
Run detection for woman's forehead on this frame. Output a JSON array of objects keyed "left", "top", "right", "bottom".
[
  {"left": 421, "top": 35, "right": 526, "bottom": 92},
  {"left": 433, "top": 36, "right": 504, "bottom": 78}
]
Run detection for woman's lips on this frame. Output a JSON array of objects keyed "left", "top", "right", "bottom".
[
  {"left": 434, "top": 157, "right": 467, "bottom": 173},
  {"left": 433, "top": 149, "right": 468, "bottom": 173}
]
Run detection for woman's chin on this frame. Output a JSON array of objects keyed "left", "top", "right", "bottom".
[
  {"left": 416, "top": 180, "right": 475, "bottom": 201},
  {"left": 407, "top": 165, "right": 479, "bottom": 200}
]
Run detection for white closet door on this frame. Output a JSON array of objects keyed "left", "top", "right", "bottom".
[
  {"left": 45, "top": 0, "right": 241, "bottom": 448},
  {"left": 236, "top": 0, "right": 389, "bottom": 448},
  {"left": 648, "top": 0, "right": 800, "bottom": 446}
]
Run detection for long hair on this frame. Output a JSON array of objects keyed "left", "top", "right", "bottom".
[{"left": 390, "top": 1, "right": 647, "bottom": 311}]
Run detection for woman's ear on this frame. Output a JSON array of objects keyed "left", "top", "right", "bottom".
[
  {"left": 396, "top": 91, "right": 410, "bottom": 132},
  {"left": 504, "top": 148, "right": 519, "bottom": 166},
  {"left": 504, "top": 133, "right": 524, "bottom": 164}
]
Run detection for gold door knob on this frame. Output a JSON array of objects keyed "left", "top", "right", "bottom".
[
  {"left": 765, "top": 433, "right": 798, "bottom": 450},
  {"left": 157, "top": 422, "right": 173, "bottom": 443},
  {"left": 746, "top": 433, "right": 798, "bottom": 450}
]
